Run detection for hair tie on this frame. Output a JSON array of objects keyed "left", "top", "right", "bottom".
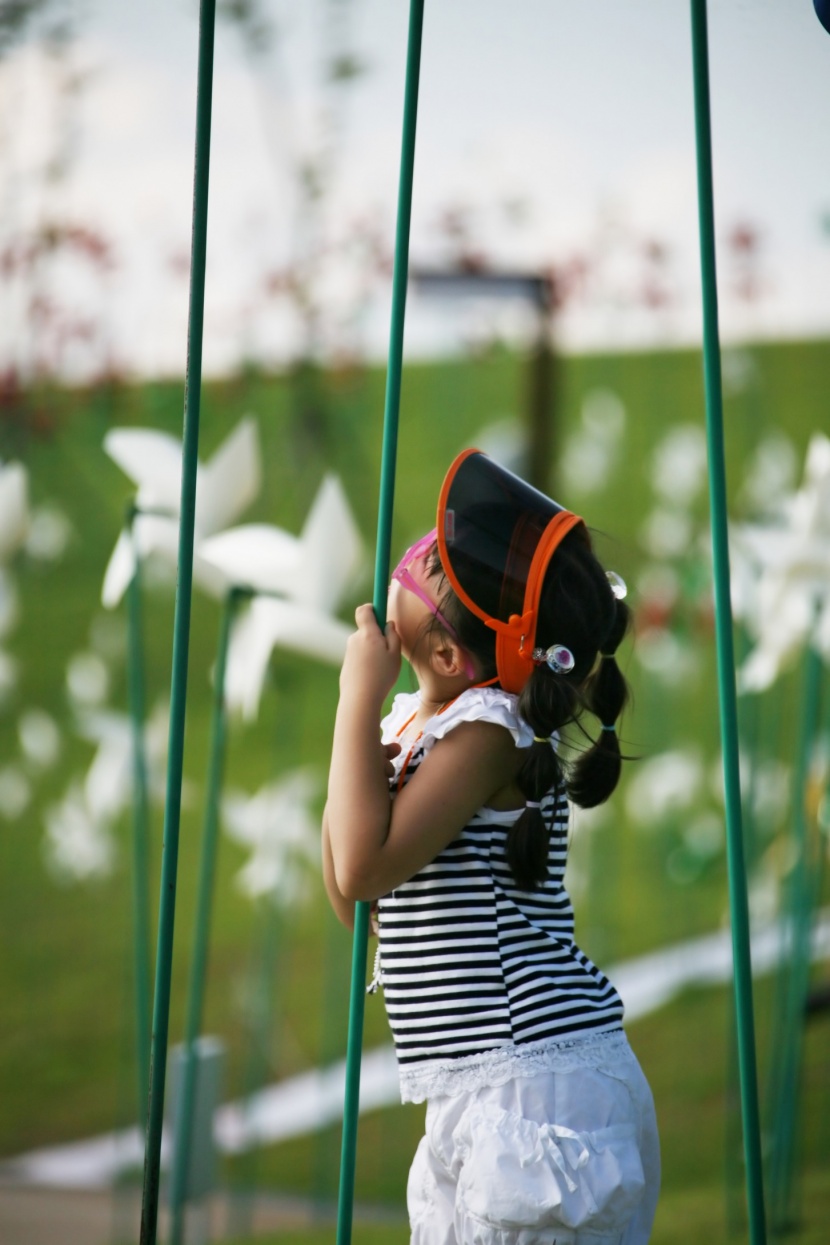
[
  {"left": 533, "top": 735, "right": 549, "bottom": 745},
  {"left": 601, "top": 723, "right": 616, "bottom": 733},
  {"left": 600, "top": 652, "right": 615, "bottom": 660},
  {"left": 531, "top": 644, "right": 574, "bottom": 674}
]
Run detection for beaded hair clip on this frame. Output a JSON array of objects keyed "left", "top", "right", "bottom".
[{"left": 531, "top": 644, "right": 574, "bottom": 674}]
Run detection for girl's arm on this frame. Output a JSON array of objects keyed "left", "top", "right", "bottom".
[
  {"left": 327, "top": 606, "right": 520, "bottom": 903},
  {"left": 322, "top": 743, "right": 400, "bottom": 929},
  {"left": 321, "top": 804, "right": 355, "bottom": 929},
  {"left": 326, "top": 604, "right": 403, "bottom": 902}
]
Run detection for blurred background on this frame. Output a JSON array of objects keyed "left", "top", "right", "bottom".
[{"left": 0, "top": 2, "right": 829, "bottom": 1243}]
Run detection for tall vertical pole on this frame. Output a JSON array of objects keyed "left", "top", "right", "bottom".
[
  {"left": 139, "top": 2, "right": 217, "bottom": 1241},
  {"left": 169, "top": 588, "right": 239, "bottom": 1245},
  {"left": 689, "top": 4, "right": 766, "bottom": 1242},
  {"left": 336, "top": 4, "right": 425, "bottom": 1242},
  {"left": 768, "top": 637, "right": 823, "bottom": 1230},
  {"left": 126, "top": 509, "right": 152, "bottom": 1126}
]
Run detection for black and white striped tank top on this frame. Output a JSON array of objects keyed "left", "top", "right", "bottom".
[{"left": 377, "top": 688, "right": 624, "bottom": 1094}]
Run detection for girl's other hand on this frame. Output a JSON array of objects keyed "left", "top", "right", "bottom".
[
  {"left": 340, "top": 603, "right": 402, "bottom": 706},
  {"left": 382, "top": 740, "right": 402, "bottom": 778}
]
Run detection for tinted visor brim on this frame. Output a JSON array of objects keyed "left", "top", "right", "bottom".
[{"left": 437, "top": 449, "right": 568, "bottom": 626}]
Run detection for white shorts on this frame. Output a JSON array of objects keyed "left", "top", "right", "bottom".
[{"left": 406, "top": 1034, "right": 659, "bottom": 1245}]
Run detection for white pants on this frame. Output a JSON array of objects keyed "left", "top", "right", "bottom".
[{"left": 407, "top": 1036, "right": 659, "bottom": 1245}]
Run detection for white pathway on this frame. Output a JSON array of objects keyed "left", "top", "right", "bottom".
[{"left": 3, "top": 914, "right": 829, "bottom": 1191}]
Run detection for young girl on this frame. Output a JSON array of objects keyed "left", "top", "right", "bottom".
[{"left": 323, "top": 448, "right": 659, "bottom": 1244}]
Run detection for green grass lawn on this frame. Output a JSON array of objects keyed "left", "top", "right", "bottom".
[{"left": 1, "top": 339, "right": 828, "bottom": 1234}]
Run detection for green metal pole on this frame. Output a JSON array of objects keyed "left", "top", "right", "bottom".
[
  {"left": 126, "top": 507, "right": 152, "bottom": 1127},
  {"left": 313, "top": 904, "right": 350, "bottom": 1209},
  {"left": 336, "top": 3, "right": 424, "bottom": 1242},
  {"left": 768, "top": 638, "right": 823, "bottom": 1233},
  {"left": 726, "top": 630, "right": 764, "bottom": 1237},
  {"left": 169, "top": 588, "right": 239, "bottom": 1245},
  {"left": 689, "top": 4, "right": 766, "bottom": 1242},
  {"left": 139, "top": 2, "right": 216, "bottom": 1240},
  {"left": 371, "top": 0, "right": 425, "bottom": 607}
]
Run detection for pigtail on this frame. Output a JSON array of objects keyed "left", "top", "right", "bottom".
[
  {"left": 432, "top": 528, "right": 633, "bottom": 890},
  {"left": 509, "top": 563, "right": 632, "bottom": 888},
  {"left": 505, "top": 803, "right": 550, "bottom": 892},
  {"left": 508, "top": 670, "right": 576, "bottom": 889},
  {"left": 567, "top": 597, "right": 631, "bottom": 808}
]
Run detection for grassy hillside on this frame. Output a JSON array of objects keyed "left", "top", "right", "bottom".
[{"left": 1, "top": 338, "right": 828, "bottom": 1238}]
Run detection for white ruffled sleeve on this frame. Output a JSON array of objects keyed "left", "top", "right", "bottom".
[{"left": 423, "top": 687, "right": 534, "bottom": 751}]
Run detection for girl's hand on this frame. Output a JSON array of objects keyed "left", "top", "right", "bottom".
[
  {"left": 382, "top": 740, "right": 402, "bottom": 778},
  {"left": 340, "top": 603, "right": 402, "bottom": 707}
]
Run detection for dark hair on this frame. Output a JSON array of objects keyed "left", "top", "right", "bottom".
[{"left": 427, "top": 531, "right": 631, "bottom": 890}]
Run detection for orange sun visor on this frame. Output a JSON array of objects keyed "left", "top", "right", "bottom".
[{"left": 436, "top": 448, "right": 586, "bottom": 693}]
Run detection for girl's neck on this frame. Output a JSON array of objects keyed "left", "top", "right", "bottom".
[
  {"left": 415, "top": 670, "right": 474, "bottom": 716},
  {"left": 406, "top": 635, "right": 481, "bottom": 710},
  {"left": 417, "top": 690, "right": 457, "bottom": 716},
  {"left": 399, "top": 688, "right": 462, "bottom": 741}
]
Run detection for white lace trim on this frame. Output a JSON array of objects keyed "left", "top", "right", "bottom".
[
  {"left": 398, "top": 1028, "right": 628, "bottom": 1104},
  {"left": 381, "top": 686, "right": 535, "bottom": 756}
]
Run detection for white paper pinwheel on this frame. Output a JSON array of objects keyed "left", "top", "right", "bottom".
[
  {"left": 18, "top": 708, "right": 62, "bottom": 771},
  {"left": 43, "top": 705, "right": 170, "bottom": 883},
  {"left": 222, "top": 770, "right": 320, "bottom": 906},
  {"left": 76, "top": 711, "right": 135, "bottom": 824},
  {"left": 101, "top": 417, "right": 262, "bottom": 607},
  {"left": 44, "top": 783, "right": 117, "bottom": 882},
  {"left": 74, "top": 705, "right": 169, "bottom": 822},
  {"left": 624, "top": 747, "right": 705, "bottom": 830},
  {"left": 199, "top": 474, "right": 363, "bottom": 720},
  {"left": 732, "top": 432, "right": 830, "bottom": 693}
]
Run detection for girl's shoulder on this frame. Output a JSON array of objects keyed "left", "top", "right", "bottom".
[
  {"left": 382, "top": 686, "right": 534, "bottom": 751},
  {"left": 434, "top": 686, "right": 533, "bottom": 747}
]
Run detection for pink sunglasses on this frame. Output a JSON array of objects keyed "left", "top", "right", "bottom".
[{"left": 392, "top": 529, "right": 476, "bottom": 678}]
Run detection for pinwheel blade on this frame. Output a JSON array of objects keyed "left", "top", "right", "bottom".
[
  {"left": 225, "top": 597, "right": 351, "bottom": 720},
  {"left": 101, "top": 515, "right": 182, "bottom": 607},
  {"left": 222, "top": 770, "right": 320, "bottom": 902},
  {"left": 198, "top": 416, "right": 262, "bottom": 534},
  {"left": 104, "top": 428, "right": 186, "bottom": 513},
  {"left": 297, "top": 474, "right": 364, "bottom": 611},
  {"left": 197, "top": 524, "right": 302, "bottom": 596},
  {"left": 76, "top": 711, "right": 133, "bottom": 824},
  {"left": 101, "top": 530, "right": 136, "bottom": 608}
]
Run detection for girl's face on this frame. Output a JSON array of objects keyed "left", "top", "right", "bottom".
[
  {"left": 387, "top": 573, "right": 432, "bottom": 665},
  {"left": 389, "top": 532, "right": 474, "bottom": 676}
]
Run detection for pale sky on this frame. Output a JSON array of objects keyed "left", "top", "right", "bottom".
[{"left": 1, "top": 0, "right": 829, "bottom": 378}]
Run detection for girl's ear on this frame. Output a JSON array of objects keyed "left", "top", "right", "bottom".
[{"left": 430, "top": 636, "right": 471, "bottom": 679}]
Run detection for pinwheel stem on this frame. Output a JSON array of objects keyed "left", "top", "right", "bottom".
[
  {"left": 139, "top": 2, "right": 217, "bottom": 1241},
  {"left": 126, "top": 509, "right": 152, "bottom": 1129},
  {"left": 169, "top": 587, "right": 240, "bottom": 1244},
  {"left": 337, "top": 4, "right": 425, "bottom": 1243},
  {"left": 690, "top": 3, "right": 766, "bottom": 1242}
]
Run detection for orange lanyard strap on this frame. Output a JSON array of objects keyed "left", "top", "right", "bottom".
[{"left": 391, "top": 694, "right": 464, "bottom": 792}]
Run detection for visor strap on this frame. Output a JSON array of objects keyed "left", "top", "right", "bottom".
[
  {"left": 520, "top": 509, "right": 584, "bottom": 656},
  {"left": 499, "top": 510, "right": 583, "bottom": 691}
]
